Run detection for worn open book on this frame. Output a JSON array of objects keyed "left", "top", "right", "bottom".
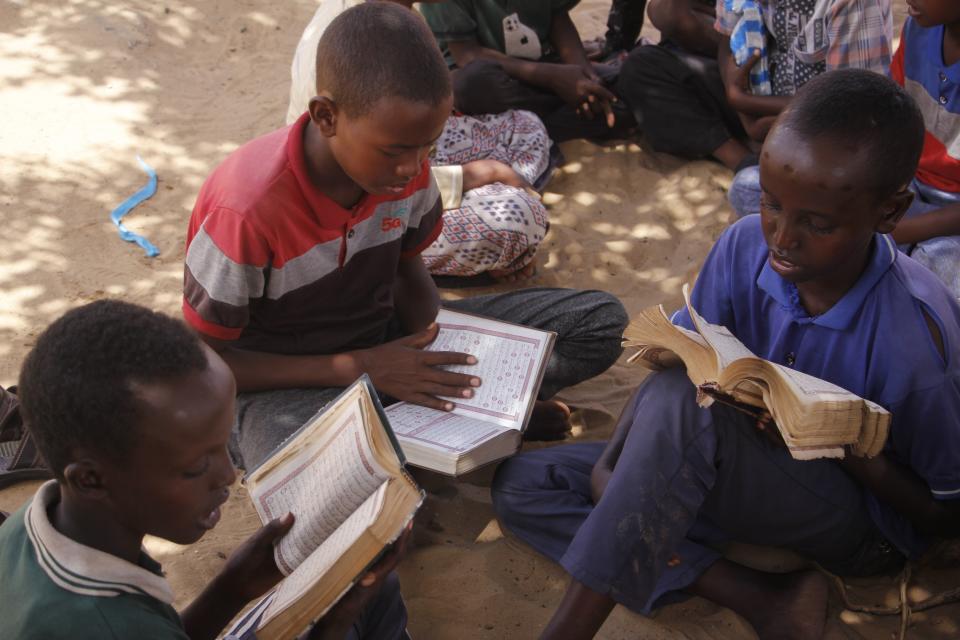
[
  {"left": 385, "top": 309, "right": 556, "bottom": 476},
  {"left": 240, "top": 378, "right": 423, "bottom": 640},
  {"left": 623, "top": 286, "right": 889, "bottom": 460}
]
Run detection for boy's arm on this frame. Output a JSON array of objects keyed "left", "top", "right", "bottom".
[
  {"left": 448, "top": 39, "right": 617, "bottom": 118},
  {"left": 841, "top": 454, "right": 960, "bottom": 538},
  {"left": 394, "top": 255, "right": 440, "bottom": 334},
  {"left": 180, "top": 515, "right": 294, "bottom": 640},
  {"left": 890, "top": 204, "right": 960, "bottom": 245},
  {"left": 717, "top": 43, "right": 790, "bottom": 118},
  {"left": 648, "top": 0, "right": 720, "bottom": 57}
]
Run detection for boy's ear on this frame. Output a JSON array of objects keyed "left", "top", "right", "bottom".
[
  {"left": 62, "top": 457, "right": 109, "bottom": 501},
  {"left": 875, "top": 187, "right": 914, "bottom": 235},
  {"left": 308, "top": 95, "right": 338, "bottom": 138}
]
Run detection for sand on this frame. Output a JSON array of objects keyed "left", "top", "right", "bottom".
[{"left": 2, "top": 0, "right": 958, "bottom": 638}]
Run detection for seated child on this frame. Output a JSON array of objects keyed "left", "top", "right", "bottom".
[
  {"left": 491, "top": 70, "right": 960, "bottom": 639},
  {"left": 183, "top": 2, "right": 628, "bottom": 471},
  {"left": 616, "top": 0, "right": 755, "bottom": 171},
  {"left": 286, "top": 0, "right": 553, "bottom": 282},
  {"left": 640, "top": 0, "right": 891, "bottom": 177},
  {"left": 419, "top": 0, "right": 636, "bottom": 142},
  {"left": 0, "top": 300, "right": 410, "bottom": 640},
  {"left": 887, "top": 3, "right": 960, "bottom": 300}
]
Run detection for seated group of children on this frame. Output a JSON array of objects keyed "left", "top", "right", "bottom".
[{"left": 1, "top": 1, "right": 959, "bottom": 639}]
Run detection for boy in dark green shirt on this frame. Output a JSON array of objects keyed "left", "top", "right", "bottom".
[{"left": 421, "top": 0, "right": 636, "bottom": 141}]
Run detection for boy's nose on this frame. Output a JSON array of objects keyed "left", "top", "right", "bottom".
[
  {"left": 772, "top": 217, "right": 800, "bottom": 251},
  {"left": 214, "top": 449, "right": 237, "bottom": 488}
]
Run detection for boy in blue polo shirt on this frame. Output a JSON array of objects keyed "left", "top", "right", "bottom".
[{"left": 492, "top": 69, "right": 960, "bottom": 639}]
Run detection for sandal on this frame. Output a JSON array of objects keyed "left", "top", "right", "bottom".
[{"left": 0, "top": 386, "right": 51, "bottom": 490}]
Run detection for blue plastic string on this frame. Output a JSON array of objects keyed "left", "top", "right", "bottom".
[{"left": 110, "top": 155, "right": 160, "bottom": 257}]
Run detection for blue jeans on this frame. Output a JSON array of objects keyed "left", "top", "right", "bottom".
[
  {"left": 492, "top": 368, "right": 901, "bottom": 614},
  {"left": 727, "top": 169, "right": 960, "bottom": 300}
]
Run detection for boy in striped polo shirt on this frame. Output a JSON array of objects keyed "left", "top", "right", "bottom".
[
  {"left": 889, "top": 1, "right": 960, "bottom": 299},
  {"left": 182, "top": 3, "right": 627, "bottom": 472},
  {"left": 0, "top": 301, "right": 410, "bottom": 640}
]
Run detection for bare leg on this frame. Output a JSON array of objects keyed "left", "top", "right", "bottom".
[
  {"left": 688, "top": 558, "right": 828, "bottom": 640},
  {"left": 711, "top": 137, "right": 753, "bottom": 171},
  {"left": 541, "top": 578, "right": 616, "bottom": 640}
]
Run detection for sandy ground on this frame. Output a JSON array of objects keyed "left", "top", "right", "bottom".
[{"left": 2, "top": 0, "right": 958, "bottom": 638}]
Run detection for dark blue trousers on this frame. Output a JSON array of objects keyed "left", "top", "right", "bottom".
[{"left": 492, "top": 368, "right": 901, "bottom": 613}]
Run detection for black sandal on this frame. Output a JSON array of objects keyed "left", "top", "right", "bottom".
[{"left": 0, "top": 386, "right": 50, "bottom": 490}]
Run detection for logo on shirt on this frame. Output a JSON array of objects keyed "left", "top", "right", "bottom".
[{"left": 382, "top": 217, "right": 404, "bottom": 232}]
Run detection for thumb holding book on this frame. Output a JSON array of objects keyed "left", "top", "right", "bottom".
[{"left": 304, "top": 522, "right": 414, "bottom": 640}]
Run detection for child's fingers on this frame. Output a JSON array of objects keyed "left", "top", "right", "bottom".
[
  {"left": 421, "top": 349, "right": 479, "bottom": 368},
  {"left": 600, "top": 99, "right": 616, "bottom": 128}
]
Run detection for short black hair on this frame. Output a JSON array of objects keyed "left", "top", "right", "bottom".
[
  {"left": 316, "top": 2, "right": 451, "bottom": 116},
  {"left": 18, "top": 300, "right": 208, "bottom": 480},
  {"left": 776, "top": 69, "right": 925, "bottom": 198}
]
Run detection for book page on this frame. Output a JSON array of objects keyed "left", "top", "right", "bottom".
[
  {"left": 251, "top": 401, "right": 390, "bottom": 575},
  {"left": 682, "top": 285, "right": 756, "bottom": 371},
  {"left": 769, "top": 362, "right": 858, "bottom": 398},
  {"left": 386, "top": 402, "right": 510, "bottom": 453},
  {"left": 263, "top": 482, "right": 387, "bottom": 625},
  {"left": 424, "top": 309, "right": 553, "bottom": 430}
]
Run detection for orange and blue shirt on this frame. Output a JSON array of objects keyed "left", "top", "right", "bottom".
[
  {"left": 183, "top": 113, "right": 443, "bottom": 356},
  {"left": 891, "top": 18, "right": 960, "bottom": 194},
  {"left": 673, "top": 215, "right": 960, "bottom": 556}
]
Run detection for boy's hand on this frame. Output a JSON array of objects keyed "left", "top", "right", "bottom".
[
  {"left": 461, "top": 159, "right": 539, "bottom": 198},
  {"left": 549, "top": 64, "right": 617, "bottom": 128},
  {"left": 725, "top": 49, "right": 760, "bottom": 111},
  {"left": 217, "top": 513, "right": 295, "bottom": 604},
  {"left": 306, "top": 524, "right": 413, "bottom": 640},
  {"left": 359, "top": 323, "right": 481, "bottom": 411}
]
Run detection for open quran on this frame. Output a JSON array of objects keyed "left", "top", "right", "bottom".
[
  {"left": 623, "top": 286, "right": 889, "bottom": 460},
  {"left": 242, "top": 377, "right": 423, "bottom": 640},
  {"left": 385, "top": 309, "right": 556, "bottom": 476}
]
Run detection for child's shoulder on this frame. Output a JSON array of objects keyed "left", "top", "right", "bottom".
[
  {"left": 901, "top": 18, "right": 942, "bottom": 64},
  {"left": 194, "top": 122, "right": 301, "bottom": 220},
  {"left": 0, "top": 485, "right": 188, "bottom": 640}
]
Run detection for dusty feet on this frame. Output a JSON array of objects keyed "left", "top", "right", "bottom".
[
  {"left": 523, "top": 399, "right": 571, "bottom": 441},
  {"left": 490, "top": 260, "right": 536, "bottom": 284},
  {"left": 744, "top": 570, "right": 829, "bottom": 640}
]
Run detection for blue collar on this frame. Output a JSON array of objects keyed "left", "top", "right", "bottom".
[{"left": 757, "top": 234, "right": 898, "bottom": 330}]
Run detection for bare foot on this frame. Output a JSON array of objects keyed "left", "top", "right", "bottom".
[
  {"left": 523, "top": 399, "right": 571, "bottom": 441},
  {"left": 691, "top": 560, "right": 828, "bottom": 640},
  {"left": 743, "top": 570, "right": 828, "bottom": 640},
  {"left": 490, "top": 260, "right": 537, "bottom": 284}
]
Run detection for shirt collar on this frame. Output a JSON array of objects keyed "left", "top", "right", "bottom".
[
  {"left": 26, "top": 481, "right": 175, "bottom": 604},
  {"left": 757, "top": 234, "right": 898, "bottom": 330}
]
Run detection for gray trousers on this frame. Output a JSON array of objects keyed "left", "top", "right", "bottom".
[{"left": 233, "top": 288, "right": 627, "bottom": 470}]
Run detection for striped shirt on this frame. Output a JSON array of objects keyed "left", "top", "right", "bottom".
[
  {"left": 715, "top": 0, "right": 892, "bottom": 95},
  {"left": 891, "top": 19, "right": 960, "bottom": 194},
  {"left": 183, "top": 113, "right": 444, "bottom": 355},
  {"left": 0, "top": 482, "right": 187, "bottom": 640}
]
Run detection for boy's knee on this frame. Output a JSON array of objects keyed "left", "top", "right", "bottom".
[
  {"left": 728, "top": 165, "right": 762, "bottom": 218},
  {"left": 453, "top": 59, "right": 513, "bottom": 115},
  {"left": 583, "top": 290, "right": 629, "bottom": 336},
  {"left": 491, "top": 455, "right": 541, "bottom": 521}
]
